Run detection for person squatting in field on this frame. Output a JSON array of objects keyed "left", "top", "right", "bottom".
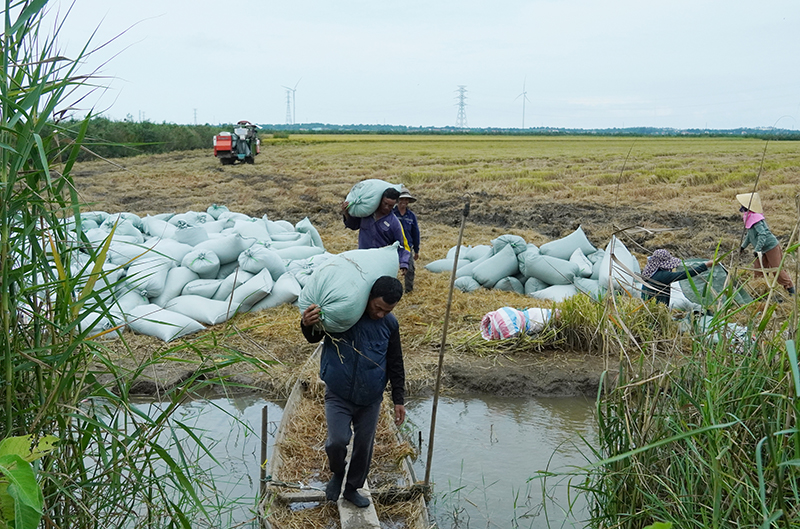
[
  {"left": 300, "top": 276, "right": 406, "bottom": 509},
  {"left": 393, "top": 186, "right": 420, "bottom": 293},
  {"left": 737, "top": 192, "right": 796, "bottom": 295},
  {"left": 641, "top": 249, "right": 713, "bottom": 306},
  {"left": 342, "top": 187, "right": 411, "bottom": 275}
]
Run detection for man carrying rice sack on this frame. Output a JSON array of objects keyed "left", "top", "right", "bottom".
[
  {"left": 342, "top": 187, "right": 411, "bottom": 275},
  {"left": 393, "top": 186, "right": 421, "bottom": 293},
  {"left": 300, "top": 276, "right": 406, "bottom": 509}
]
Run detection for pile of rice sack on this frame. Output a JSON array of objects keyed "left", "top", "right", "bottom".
[
  {"left": 63, "top": 204, "right": 336, "bottom": 342},
  {"left": 425, "top": 226, "right": 641, "bottom": 303}
]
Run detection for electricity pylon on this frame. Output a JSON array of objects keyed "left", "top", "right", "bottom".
[{"left": 455, "top": 85, "right": 468, "bottom": 128}]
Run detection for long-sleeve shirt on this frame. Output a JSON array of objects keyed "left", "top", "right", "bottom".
[
  {"left": 641, "top": 262, "right": 709, "bottom": 305},
  {"left": 741, "top": 219, "right": 779, "bottom": 254},
  {"left": 301, "top": 314, "right": 405, "bottom": 405},
  {"left": 344, "top": 212, "right": 411, "bottom": 269},
  {"left": 393, "top": 208, "right": 420, "bottom": 254}
]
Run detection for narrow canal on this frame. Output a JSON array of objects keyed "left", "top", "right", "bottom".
[{"left": 141, "top": 392, "right": 596, "bottom": 528}]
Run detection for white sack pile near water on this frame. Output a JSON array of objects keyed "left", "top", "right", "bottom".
[
  {"left": 425, "top": 226, "right": 642, "bottom": 303},
  {"left": 65, "top": 205, "right": 327, "bottom": 342}
]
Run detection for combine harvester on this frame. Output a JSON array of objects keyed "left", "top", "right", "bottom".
[{"left": 213, "top": 120, "right": 260, "bottom": 165}]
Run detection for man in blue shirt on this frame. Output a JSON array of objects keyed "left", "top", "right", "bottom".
[
  {"left": 342, "top": 187, "right": 411, "bottom": 273},
  {"left": 300, "top": 276, "right": 406, "bottom": 508},
  {"left": 393, "top": 187, "right": 420, "bottom": 293}
]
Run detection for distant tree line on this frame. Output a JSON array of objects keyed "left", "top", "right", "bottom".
[
  {"left": 50, "top": 117, "right": 800, "bottom": 162},
  {"left": 55, "top": 116, "right": 228, "bottom": 161}
]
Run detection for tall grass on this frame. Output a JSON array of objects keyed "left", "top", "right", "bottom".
[
  {"left": 1, "top": 3, "right": 266, "bottom": 527},
  {"left": 562, "top": 269, "right": 800, "bottom": 527}
]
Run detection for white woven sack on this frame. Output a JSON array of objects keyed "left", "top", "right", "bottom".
[
  {"left": 455, "top": 252, "right": 491, "bottom": 278},
  {"left": 345, "top": 179, "right": 404, "bottom": 217},
  {"left": 494, "top": 276, "right": 525, "bottom": 294},
  {"left": 182, "top": 279, "right": 222, "bottom": 298},
  {"left": 523, "top": 253, "right": 579, "bottom": 285},
  {"left": 573, "top": 277, "right": 603, "bottom": 301},
  {"left": 166, "top": 295, "right": 238, "bottom": 325},
  {"left": 296, "top": 217, "right": 325, "bottom": 249},
  {"left": 168, "top": 211, "right": 214, "bottom": 226},
  {"left": 148, "top": 238, "right": 194, "bottom": 264},
  {"left": 490, "top": 234, "right": 528, "bottom": 255},
  {"left": 207, "top": 204, "right": 229, "bottom": 220},
  {"left": 270, "top": 232, "right": 302, "bottom": 242},
  {"left": 250, "top": 273, "right": 302, "bottom": 311},
  {"left": 472, "top": 244, "right": 519, "bottom": 288},
  {"left": 425, "top": 258, "right": 468, "bottom": 274},
  {"left": 128, "top": 304, "right": 205, "bottom": 342},
  {"left": 528, "top": 284, "right": 578, "bottom": 303},
  {"left": 151, "top": 267, "right": 199, "bottom": 307},
  {"left": 239, "top": 245, "right": 285, "bottom": 277},
  {"left": 446, "top": 245, "right": 472, "bottom": 260},
  {"left": 194, "top": 234, "right": 254, "bottom": 264},
  {"left": 100, "top": 218, "right": 144, "bottom": 243},
  {"left": 465, "top": 245, "right": 493, "bottom": 262},
  {"left": 232, "top": 218, "right": 271, "bottom": 240},
  {"left": 570, "top": 248, "right": 593, "bottom": 278},
  {"left": 517, "top": 246, "right": 542, "bottom": 277},
  {"left": 78, "top": 311, "right": 120, "bottom": 339},
  {"left": 230, "top": 268, "right": 274, "bottom": 310},
  {"left": 141, "top": 216, "right": 177, "bottom": 239},
  {"left": 597, "top": 237, "right": 637, "bottom": 293},
  {"left": 218, "top": 211, "right": 253, "bottom": 223},
  {"left": 454, "top": 276, "right": 481, "bottom": 292},
  {"left": 266, "top": 219, "right": 296, "bottom": 235},
  {"left": 539, "top": 226, "right": 597, "bottom": 260},
  {"left": 268, "top": 232, "right": 313, "bottom": 250},
  {"left": 213, "top": 270, "right": 254, "bottom": 301},
  {"left": 275, "top": 245, "right": 325, "bottom": 261},
  {"left": 200, "top": 219, "right": 231, "bottom": 234},
  {"left": 524, "top": 276, "right": 548, "bottom": 295},
  {"left": 298, "top": 243, "right": 400, "bottom": 333},
  {"left": 112, "top": 284, "right": 150, "bottom": 319},
  {"left": 216, "top": 261, "right": 239, "bottom": 279},
  {"left": 181, "top": 249, "right": 221, "bottom": 279},
  {"left": 125, "top": 255, "right": 174, "bottom": 298},
  {"left": 172, "top": 224, "right": 209, "bottom": 246},
  {"left": 669, "top": 282, "right": 701, "bottom": 312},
  {"left": 81, "top": 210, "right": 109, "bottom": 225}
]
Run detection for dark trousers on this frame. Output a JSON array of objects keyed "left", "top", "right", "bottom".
[
  {"left": 324, "top": 388, "right": 382, "bottom": 492},
  {"left": 404, "top": 257, "right": 415, "bottom": 293}
]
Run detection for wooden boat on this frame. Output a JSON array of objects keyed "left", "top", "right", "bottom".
[{"left": 258, "top": 343, "right": 430, "bottom": 529}]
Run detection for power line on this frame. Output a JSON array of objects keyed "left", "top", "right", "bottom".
[{"left": 455, "top": 85, "right": 468, "bottom": 128}]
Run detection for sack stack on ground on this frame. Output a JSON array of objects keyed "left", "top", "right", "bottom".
[
  {"left": 425, "top": 226, "right": 649, "bottom": 304},
  {"left": 59, "top": 206, "right": 337, "bottom": 342}
]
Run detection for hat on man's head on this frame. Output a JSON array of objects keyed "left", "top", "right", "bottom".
[
  {"left": 736, "top": 192, "right": 763, "bottom": 213},
  {"left": 398, "top": 187, "right": 417, "bottom": 202}
]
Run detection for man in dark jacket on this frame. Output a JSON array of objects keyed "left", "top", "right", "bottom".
[
  {"left": 342, "top": 187, "right": 411, "bottom": 273},
  {"left": 300, "top": 276, "right": 406, "bottom": 508}
]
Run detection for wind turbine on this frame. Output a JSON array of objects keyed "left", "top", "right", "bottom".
[
  {"left": 514, "top": 77, "right": 531, "bottom": 129},
  {"left": 281, "top": 78, "right": 301, "bottom": 125}
]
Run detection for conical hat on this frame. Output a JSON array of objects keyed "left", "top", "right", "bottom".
[{"left": 736, "top": 192, "right": 763, "bottom": 213}]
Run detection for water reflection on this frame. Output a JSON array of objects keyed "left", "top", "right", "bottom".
[
  {"left": 132, "top": 393, "right": 595, "bottom": 528},
  {"left": 407, "top": 395, "right": 597, "bottom": 529}
]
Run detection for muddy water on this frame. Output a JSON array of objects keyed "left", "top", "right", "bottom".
[
  {"left": 139, "top": 393, "right": 595, "bottom": 528},
  {"left": 406, "top": 395, "right": 596, "bottom": 528}
]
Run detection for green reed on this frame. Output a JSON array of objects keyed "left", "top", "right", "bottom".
[
  {"left": 567, "top": 281, "right": 800, "bottom": 527},
  {"left": 1, "top": 3, "right": 268, "bottom": 527}
]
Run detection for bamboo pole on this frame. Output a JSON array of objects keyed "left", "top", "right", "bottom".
[{"left": 424, "top": 197, "right": 470, "bottom": 489}]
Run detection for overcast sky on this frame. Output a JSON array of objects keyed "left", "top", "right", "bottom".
[{"left": 51, "top": 0, "right": 800, "bottom": 130}]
